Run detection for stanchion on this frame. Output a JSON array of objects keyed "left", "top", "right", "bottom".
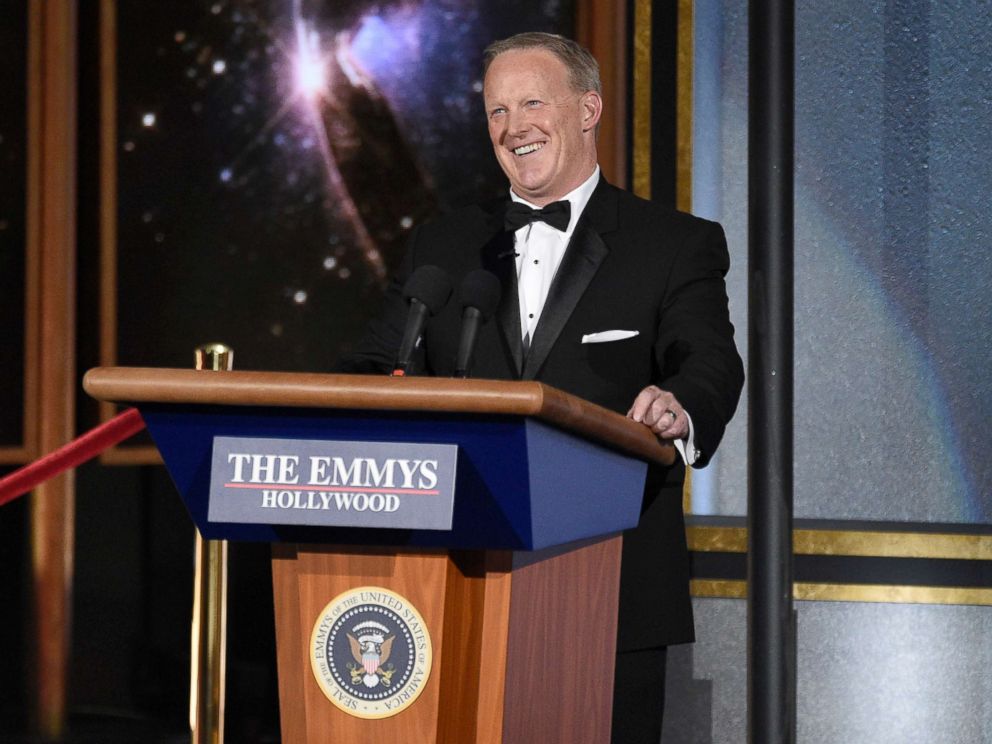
[{"left": 190, "top": 344, "right": 232, "bottom": 744}]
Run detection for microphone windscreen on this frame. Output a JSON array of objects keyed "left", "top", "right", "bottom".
[
  {"left": 458, "top": 269, "right": 502, "bottom": 321},
  {"left": 402, "top": 265, "right": 453, "bottom": 315}
]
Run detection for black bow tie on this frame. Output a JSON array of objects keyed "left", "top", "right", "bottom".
[{"left": 504, "top": 200, "right": 571, "bottom": 233}]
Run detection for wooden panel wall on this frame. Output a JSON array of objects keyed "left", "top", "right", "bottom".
[{"left": 577, "top": 0, "right": 629, "bottom": 188}]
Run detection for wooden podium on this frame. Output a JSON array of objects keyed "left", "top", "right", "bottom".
[{"left": 84, "top": 368, "right": 674, "bottom": 743}]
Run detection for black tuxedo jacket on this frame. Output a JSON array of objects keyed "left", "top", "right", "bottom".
[{"left": 339, "top": 176, "right": 744, "bottom": 650}]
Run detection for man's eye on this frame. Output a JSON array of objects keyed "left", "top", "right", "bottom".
[
  {"left": 525, "top": 100, "right": 542, "bottom": 107},
  {"left": 490, "top": 108, "right": 506, "bottom": 118}
]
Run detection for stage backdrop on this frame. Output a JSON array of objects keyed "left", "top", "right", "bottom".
[
  {"left": 670, "top": 2, "right": 992, "bottom": 743},
  {"left": 106, "top": 0, "right": 575, "bottom": 377},
  {"left": 691, "top": 0, "right": 991, "bottom": 527}
]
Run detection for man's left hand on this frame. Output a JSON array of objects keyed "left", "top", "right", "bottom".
[{"left": 627, "top": 385, "right": 689, "bottom": 440}]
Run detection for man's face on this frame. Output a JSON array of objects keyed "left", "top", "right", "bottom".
[{"left": 483, "top": 48, "right": 601, "bottom": 205}]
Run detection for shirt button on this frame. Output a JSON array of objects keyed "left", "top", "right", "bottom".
[
  {"left": 534, "top": 259, "right": 539, "bottom": 264},
  {"left": 528, "top": 313, "right": 534, "bottom": 318}
]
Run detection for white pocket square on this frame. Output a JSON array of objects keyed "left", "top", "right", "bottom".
[{"left": 581, "top": 330, "right": 640, "bottom": 344}]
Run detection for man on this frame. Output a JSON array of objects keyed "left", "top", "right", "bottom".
[{"left": 339, "top": 32, "right": 744, "bottom": 742}]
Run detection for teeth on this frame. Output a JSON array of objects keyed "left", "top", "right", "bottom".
[{"left": 513, "top": 142, "right": 544, "bottom": 156}]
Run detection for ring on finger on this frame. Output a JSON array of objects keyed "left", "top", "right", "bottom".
[{"left": 665, "top": 408, "right": 677, "bottom": 424}]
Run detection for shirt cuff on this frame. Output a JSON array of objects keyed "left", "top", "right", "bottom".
[{"left": 673, "top": 411, "right": 701, "bottom": 466}]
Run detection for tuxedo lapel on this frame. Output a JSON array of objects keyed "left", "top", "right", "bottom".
[
  {"left": 522, "top": 223, "right": 609, "bottom": 379},
  {"left": 481, "top": 222, "right": 524, "bottom": 377},
  {"left": 520, "top": 178, "right": 618, "bottom": 380}
]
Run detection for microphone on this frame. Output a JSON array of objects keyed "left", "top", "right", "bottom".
[
  {"left": 392, "top": 265, "right": 453, "bottom": 376},
  {"left": 453, "top": 270, "right": 502, "bottom": 378}
]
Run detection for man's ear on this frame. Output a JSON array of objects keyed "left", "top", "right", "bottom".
[{"left": 580, "top": 91, "right": 603, "bottom": 133}]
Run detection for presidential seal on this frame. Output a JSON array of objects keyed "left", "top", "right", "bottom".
[{"left": 310, "top": 586, "right": 432, "bottom": 719}]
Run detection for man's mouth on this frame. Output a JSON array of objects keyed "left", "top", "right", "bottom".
[{"left": 513, "top": 142, "right": 545, "bottom": 157}]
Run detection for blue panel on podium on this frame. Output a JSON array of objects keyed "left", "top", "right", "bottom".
[{"left": 140, "top": 403, "right": 646, "bottom": 551}]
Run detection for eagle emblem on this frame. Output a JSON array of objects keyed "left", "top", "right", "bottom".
[
  {"left": 347, "top": 621, "right": 396, "bottom": 688},
  {"left": 311, "top": 586, "right": 433, "bottom": 718}
]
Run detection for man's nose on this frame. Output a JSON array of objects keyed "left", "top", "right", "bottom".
[{"left": 507, "top": 108, "right": 529, "bottom": 137}]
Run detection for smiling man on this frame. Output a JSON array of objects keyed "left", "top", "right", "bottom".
[
  {"left": 339, "top": 32, "right": 744, "bottom": 742},
  {"left": 484, "top": 44, "right": 601, "bottom": 205}
]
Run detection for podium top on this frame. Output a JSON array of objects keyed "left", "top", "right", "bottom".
[{"left": 84, "top": 367, "right": 675, "bottom": 467}]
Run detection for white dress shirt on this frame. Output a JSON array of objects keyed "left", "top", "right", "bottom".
[
  {"left": 510, "top": 168, "right": 600, "bottom": 344},
  {"left": 508, "top": 167, "right": 700, "bottom": 466}
]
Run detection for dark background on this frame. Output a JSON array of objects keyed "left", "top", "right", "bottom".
[{"left": 0, "top": 0, "right": 27, "bottom": 447}]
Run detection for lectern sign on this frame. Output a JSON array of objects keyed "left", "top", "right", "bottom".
[{"left": 208, "top": 436, "right": 457, "bottom": 530}]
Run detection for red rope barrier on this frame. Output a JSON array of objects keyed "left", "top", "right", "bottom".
[{"left": 0, "top": 408, "right": 146, "bottom": 507}]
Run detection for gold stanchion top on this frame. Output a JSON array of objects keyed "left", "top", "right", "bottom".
[{"left": 194, "top": 344, "right": 233, "bottom": 372}]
